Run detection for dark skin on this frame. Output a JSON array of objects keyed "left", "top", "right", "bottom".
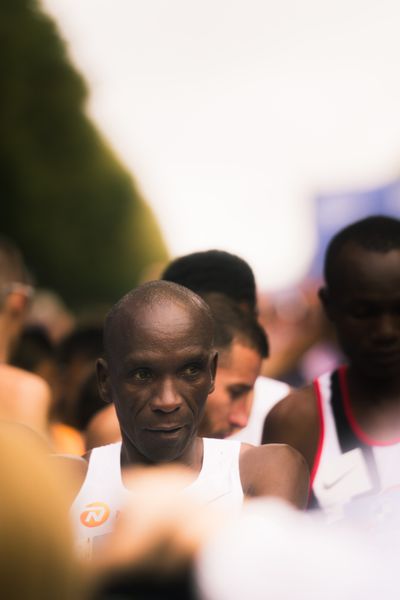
[
  {"left": 98, "top": 297, "right": 218, "bottom": 472},
  {"left": 263, "top": 244, "right": 400, "bottom": 472},
  {"left": 63, "top": 286, "right": 309, "bottom": 508}
]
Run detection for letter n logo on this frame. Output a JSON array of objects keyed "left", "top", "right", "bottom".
[{"left": 80, "top": 502, "right": 110, "bottom": 527}]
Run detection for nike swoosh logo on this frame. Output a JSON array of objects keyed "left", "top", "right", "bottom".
[
  {"left": 322, "top": 467, "right": 356, "bottom": 490},
  {"left": 206, "top": 490, "right": 233, "bottom": 504}
]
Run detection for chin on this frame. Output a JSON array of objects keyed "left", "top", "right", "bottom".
[
  {"left": 229, "top": 427, "right": 243, "bottom": 436},
  {"left": 200, "top": 428, "right": 224, "bottom": 439},
  {"left": 358, "top": 361, "right": 400, "bottom": 381}
]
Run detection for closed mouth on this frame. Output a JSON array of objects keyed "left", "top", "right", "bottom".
[{"left": 146, "top": 425, "right": 184, "bottom": 432}]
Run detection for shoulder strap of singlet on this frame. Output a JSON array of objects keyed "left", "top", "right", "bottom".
[
  {"left": 187, "top": 438, "right": 243, "bottom": 504},
  {"left": 330, "top": 367, "right": 381, "bottom": 493},
  {"left": 330, "top": 368, "right": 359, "bottom": 453},
  {"left": 308, "top": 375, "right": 326, "bottom": 509},
  {"left": 86, "top": 442, "right": 123, "bottom": 487},
  {"left": 200, "top": 437, "right": 242, "bottom": 487}
]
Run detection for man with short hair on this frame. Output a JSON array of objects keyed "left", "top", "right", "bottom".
[
  {"left": 161, "top": 249, "right": 258, "bottom": 314},
  {"left": 263, "top": 215, "right": 400, "bottom": 519},
  {"left": 162, "top": 250, "right": 290, "bottom": 444},
  {"left": 0, "top": 236, "right": 51, "bottom": 435},
  {"left": 198, "top": 292, "right": 268, "bottom": 439},
  {"left": 71, "top": 281, "right": 308, "bottom": 555}
]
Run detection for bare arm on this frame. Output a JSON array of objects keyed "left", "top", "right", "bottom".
[
  {"left": 240, "top": 443, "right": 310, "bottom": 509},
  {"left": 261, "top": 386, "right": 318, "bottom": 473},
  {"left": 50, "top": 454, "right": 88, "bottom": 505},
  {"left": 0, "top": 365, "right": 51, "bottom": 436}
]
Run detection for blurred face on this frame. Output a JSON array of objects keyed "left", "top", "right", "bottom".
[
  {"left": 3, "top": 284, "right": 34, "bottom": 358},
  {"left": 199, "top": 341, "right": 262, "bottom": 438},
  {"left": 98, "top": 299, "right": 217, "bottom": 465},
  {"left": 321, "top": 245, "right": 400, "bottom": 379}
]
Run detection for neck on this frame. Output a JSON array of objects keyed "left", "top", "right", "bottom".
[
  {"left": 0, "top": 318, "right": 11, "bottom": 363},
  {"left": 344, "top": 364, "right": 400, "bottom": 441},
  {"left": 120, "top": 435, "right": 203, "bottom": 473},
  {"left": 347, "top": 364, "right": 400, "bottom": 401},
  {"left": 0, "top": 312, "right": 23, "bottom": 364}
]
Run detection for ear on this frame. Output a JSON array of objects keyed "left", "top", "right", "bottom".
[
  {"left": 208, "top": 351, "right": 218, "bottom": 394},
  {"left": 318, "top": 286, "right": 334, "bottom": 321},
  {"left": 96, "top": 358, "right": 113, "bottom": 404},
  {"left": 4, "top": 292, "right": 28, "bottom": 318}
]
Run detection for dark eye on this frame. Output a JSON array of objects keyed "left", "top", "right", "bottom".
[
  {"left": 347, "top": 303, "right": 376, "bottom": 319},
  {"left": 132, "top": 368, "right": 152, "bottom": 382},
  {"left": 181, "top": 363, "right": 202, "bottom": 378},
  {"left": 229, "top": 385, "right": 251, "bottom": 401}
]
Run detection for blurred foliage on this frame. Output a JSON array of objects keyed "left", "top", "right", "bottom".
[{"left": 0, "top": 0, "right": 168, "bottom": 311}]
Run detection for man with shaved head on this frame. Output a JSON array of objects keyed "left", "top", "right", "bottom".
[
  {"left": 100, "top": 281, "right": 216, "bottom": 467},
  {"left": 71, "top": 281, "right": 308, "bottom": 556},
  {"left": 263, "top": 215, "right": 400, "bottom": 520}
]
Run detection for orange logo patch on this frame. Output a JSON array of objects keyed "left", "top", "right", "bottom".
[{"left": 80, "top": 502, "right": 110, "bottom": 528}]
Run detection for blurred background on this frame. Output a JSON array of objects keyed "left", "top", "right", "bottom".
[{"left": 2, "top": 0, "right": 400, "bottom": 384}]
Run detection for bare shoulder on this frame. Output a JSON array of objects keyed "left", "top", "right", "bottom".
[
  {"left": 85, "top": 404, "right": 121, "bottom": 451},
  {"left": 240, "top": 442, "right": 309, "bottom": 509},
  {"left": 50, "top": 454, "right": 88, "bottom": 504},
  {"left": 0, "top": 364, "right": 51, "bottom": 400},
  {"left": 240, "top": 441, "right": 308, "bottom": 470},
  {"left": 264, "top": 385, "right": 316, "bottom": 430},
  {"left": 0, "top": 365, "right": 51, "bottom": 433},
  {"left": 262, "top": 384, "right": 318, "bottom": 471}
]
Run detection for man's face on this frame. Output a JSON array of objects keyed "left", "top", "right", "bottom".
[
  {"left": 322, "top": 245, "right": 400, "bottom": 379},
  {"left": 199, "top": 340, "right": 262, "bottom": 438},
  {"left": 99, "top": 300, "right": 216, "bottom": 464}
]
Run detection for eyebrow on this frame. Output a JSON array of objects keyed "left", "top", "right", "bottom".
[
  {"left": 124, "top": 349, "right": 210, "bottom": 364},
  {"left": 227, "top": 383, "right": 253, "bottom": 392}
]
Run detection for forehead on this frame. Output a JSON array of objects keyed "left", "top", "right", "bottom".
[
  {"left": 217, "top": 342, "right": 261, "bottom": 387},
  {"left": 108, "top": 297, "right": 213, "bottom": 359},
  {"left": 219, "top": 340, "right": 262, "bottom": 370},
  {"left": 331, "top": 246, "right": 400, "bottom": 297}
]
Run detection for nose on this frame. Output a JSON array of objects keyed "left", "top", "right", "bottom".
[
  {"left": 228, "top": 398, "right": 250, "bottom": 429},
  {"left": 150, "top": 377, "right": 182, "bottom": 413},
  {"left": 371, "top": 312, "right": 399, "bottom": 346}
]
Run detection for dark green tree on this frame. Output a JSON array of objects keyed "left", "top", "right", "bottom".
[{"left": 0, "top": 0, "right": 168, "bottom": 310}]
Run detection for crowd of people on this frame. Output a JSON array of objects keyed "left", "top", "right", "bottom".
[{"left": 0, "top": 214, "right": 399, "bottom": 599}]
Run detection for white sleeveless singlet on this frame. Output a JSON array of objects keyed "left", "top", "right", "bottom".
[
  {"left": 230, "top": 375, "right": 290, "bottom": 445},
  {"left": 71, "top": 438, "right": 243, "bottom": 557},
  {"left": 311, "top": 366, "right": 400, "bottom": 521}
]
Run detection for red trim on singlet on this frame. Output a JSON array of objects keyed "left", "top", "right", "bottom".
[
  {"left": 339, "top": 364, "right": 400, "bottom": 446},
  {"left": 310, "top": 378, "right": 325, "bottom": 488}
]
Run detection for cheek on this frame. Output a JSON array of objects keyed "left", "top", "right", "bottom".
[
  {"left": 204, "top": 386, "right": 229, "bottom": 416},
  {"left": 192, "top": 389, "right": 209, "bottom": 416},
  {"left": 337, "top": 321, "right": 366, "bottom": 345},
  {"left": 183, "top": 376, "right": 214, "bottom": 406},
  {"left": 244, "top": 392, "right": 254, "bottom": 414},
  {"left": 112, "top": 382, "right": 147, "bottom": 417}
]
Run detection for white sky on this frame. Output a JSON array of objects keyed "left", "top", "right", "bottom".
[{"left": 41, "top": 0, "right": 400, "bottom": 290}]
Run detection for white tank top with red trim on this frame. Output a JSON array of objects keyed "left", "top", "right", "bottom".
[
  {"left": 312, "top": 367, "right": 400, "bottom": 522},
  {"left": 70, "top": 437, "right": 244, "bottom": 558}
]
